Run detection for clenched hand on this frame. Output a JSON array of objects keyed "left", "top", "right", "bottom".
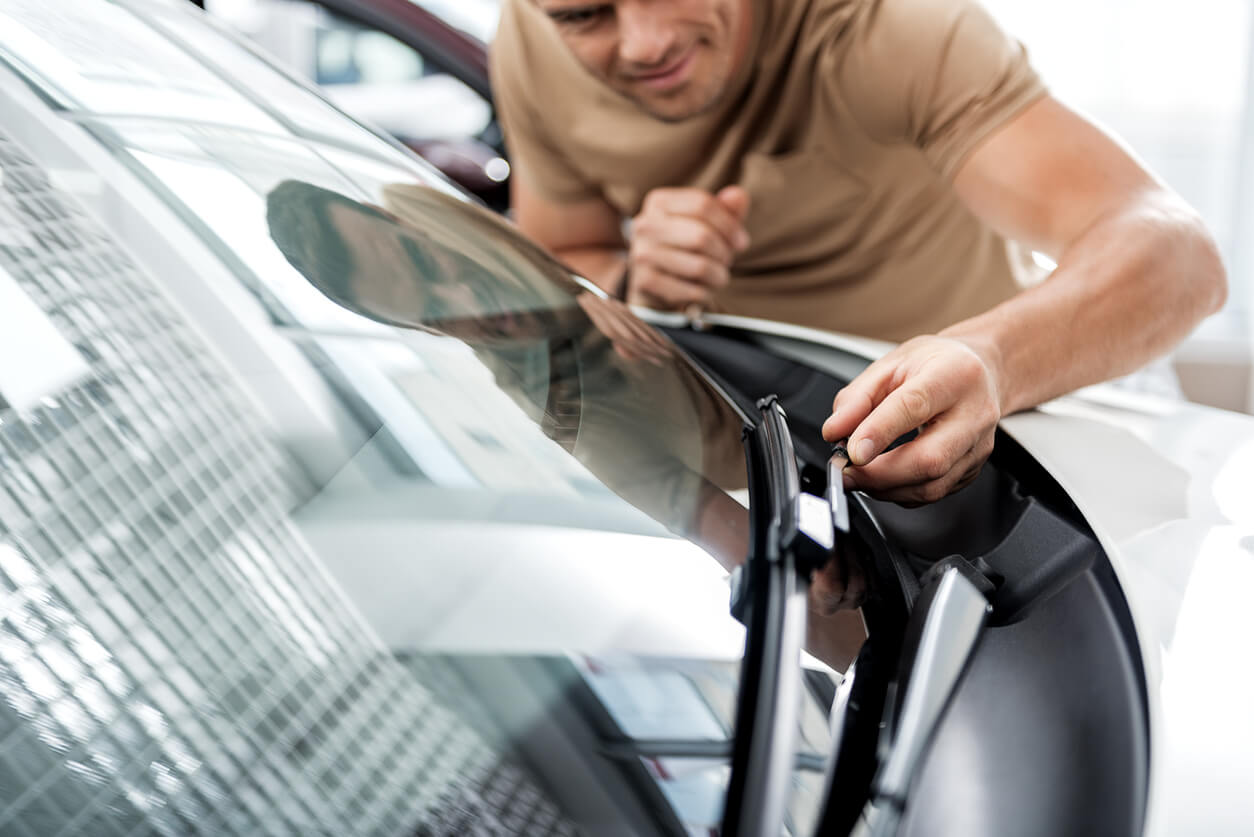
[
  {"left": 626, "top": 186, "right": 751, "bottom": 309},
  {"left": 821, "top": 335, "right": 1004, "bottom": 505}
]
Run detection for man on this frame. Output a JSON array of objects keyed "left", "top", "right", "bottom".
[{"left": 489, "top": 0, "right": 1227, "bottom": 504}]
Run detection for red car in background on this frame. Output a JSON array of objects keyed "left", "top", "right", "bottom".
[{"left": 208, "top": 0, "right": 507, "bottom": 209}]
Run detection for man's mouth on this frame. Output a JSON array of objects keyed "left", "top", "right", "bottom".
[{"left": 625, "top": 46, "right": 697, "bottom": 92}]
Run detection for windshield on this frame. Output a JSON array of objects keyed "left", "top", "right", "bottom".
[{"left": 0, "top": 1, "right": 837, "bottom": 834}]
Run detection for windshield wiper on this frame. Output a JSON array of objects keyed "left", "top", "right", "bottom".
[
  {"left": 722, "top": 396, "right": 839, "bottom": 837},
  {"left": 726, "top": 397, "right": 995, "bottom": 837}
]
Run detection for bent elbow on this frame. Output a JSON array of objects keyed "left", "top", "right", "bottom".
[
  {"left": 1191, "top": 220, "right": 1228, "bottom": 318},
  {"left": 1164, "top": 198, "right": 1228, "bottom": 320}
]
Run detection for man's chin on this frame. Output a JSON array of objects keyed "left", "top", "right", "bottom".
[
  {"left": 614, "top": 76, "right": 726, "bottom": 123},
  {"left": 631, "top": 89, "right": 724, "bottom": 123}
]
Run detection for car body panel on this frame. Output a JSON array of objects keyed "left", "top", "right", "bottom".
[{"left": 1005, "top": 394, "right": 1254, "bottom": 837}]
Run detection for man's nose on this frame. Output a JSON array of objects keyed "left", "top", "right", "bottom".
[{"left": 617, "top": 3, "right": 674, "bottom": 67}]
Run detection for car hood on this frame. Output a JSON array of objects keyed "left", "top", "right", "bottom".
[{"left": 1001, "top": 388, "right": 1254, "bottom": 837}]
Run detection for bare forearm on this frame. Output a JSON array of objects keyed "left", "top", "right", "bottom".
[
  {"left": 943, "top": 192, "right": 1227, "bottom": 415},
  {"left": 824, "top": 98, "right": 1228, "bottom": 504}
]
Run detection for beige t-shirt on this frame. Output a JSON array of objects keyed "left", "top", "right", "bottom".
[{"left": 491, "top": 0, "right": 1049, "bottom": 342}]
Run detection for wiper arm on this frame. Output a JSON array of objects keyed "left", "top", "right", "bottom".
[
  {"left": 723, "top": 396, "right": 842, "bottom": 837},
  {"left": 863, "top": 566, "right": 990, "bottom": 835}
]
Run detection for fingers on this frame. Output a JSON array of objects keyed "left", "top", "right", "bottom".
[
  {"left": 716, "top": 185, "right": 751, "bottom": 223},
  {"left": 640, "top": 187, "right": 751, "bottom": 252},
  {"left": 628, "top": 187, "right": 750, "bottom": 310},
  {"left": 633, "top": 213, "right": 735, "bottom": 265},
  {"left": 845, "top": 379, "right": 961, "bottom": 466},
  {"left": 822, "top": 336, "right": 1003, "bottom": 505},
  {"left": 843, "top": 419, "right": 995, "bottom": 504},
  {"left": 821, "top": 358, "right": 899, "bottom": 451},
  {"left": 628, "top": 251, "right": 725, "bottom": 307}
]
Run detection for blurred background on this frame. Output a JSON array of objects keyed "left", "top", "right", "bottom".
[{"left": 203, "top": 0, "right": 1254, "bottom": 412}]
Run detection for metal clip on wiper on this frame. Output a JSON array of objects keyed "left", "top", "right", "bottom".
[{"left": 827, "top": 441, "right": 852, "bottom": 541}]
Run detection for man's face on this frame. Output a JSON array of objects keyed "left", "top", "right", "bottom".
[{"left": 534, "top": 0, "right": 753, "bottom": 122}]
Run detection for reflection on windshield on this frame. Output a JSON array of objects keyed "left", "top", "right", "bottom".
[
  {"left": 0, "top": 0, "right": 278, "bottom": 129},
  {"left": 265, "top": 180, "right": 751, "bottom": 569}
]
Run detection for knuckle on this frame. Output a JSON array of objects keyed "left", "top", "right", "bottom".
[
  {"left": 643, "top": 189, "right": 673, "bottom": 212},
  {"left": 630, "top": 217, "right": 655, "bottom": 242},
  {"left": 953, "top": 350, "right": 983, "bottom": 379},
  {"left": 685, "top": 281, "right": 713, "bottom": 304},
  {"left": 900, "top": 387, "right": 931, "bottom": 423},
  {"left": 631, "top": 265, "right": 660, "bottom": 290},
  {"left": 705, "top": 261, "right": 730, "bottom": 287},
  {"left": 919, "top": 481, "right": 948, "bottom": 504},
  {"left": 916, "top": 450, "right": 949, "bottom": 482},
  {"left": 676, "top": 252, "right": 706, "bottom": 280}
]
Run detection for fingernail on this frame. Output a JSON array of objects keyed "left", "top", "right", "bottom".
[{"left": 853, "top": 438, "right": 875, "bottom": 465}]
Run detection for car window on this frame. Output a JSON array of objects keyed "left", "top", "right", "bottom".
[
  {"left": 317, "top": 25, "right": 422, "bottom": 85},
  {"left": 415, "top": 0, "right": 499, "bottom": 43},
  {"left": 212, "top": 1, "right": 493, "bottom": 144},
  {"left": 206, "top": 0, "right": 509, "bottom": 207},
  {"left": 313, "top": 9, "right": 492, "bottom": 141}
]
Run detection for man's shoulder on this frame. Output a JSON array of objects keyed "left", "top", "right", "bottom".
[
  {"left": 493, "top": 0, "right": 562, "bottom": 73},
  {"left": 797, "top": 0, "right": 988, "bottom": 55},
  {"left": 493, "top": 0, "right": 603, "bottom": 110}
]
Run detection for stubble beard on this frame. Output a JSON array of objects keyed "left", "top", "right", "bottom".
[{"left": 626, "top": 71, "right": 731, "bottom": 123}]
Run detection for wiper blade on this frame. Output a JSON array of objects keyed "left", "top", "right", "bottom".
[{"left": 723, "top": 396, "right": 842, "bottom": 837}]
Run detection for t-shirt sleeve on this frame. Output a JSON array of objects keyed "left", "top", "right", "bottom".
[
  {"left": 837, "top": 0, "right": 1048, "bottom": 179},
  {"left": 489, "top": 0, "right": 601, "bottom": 202}
]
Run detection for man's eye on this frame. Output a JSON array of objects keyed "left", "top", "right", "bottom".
[{"left": 548, "top": 6, "right": 610, "bottom": 27}]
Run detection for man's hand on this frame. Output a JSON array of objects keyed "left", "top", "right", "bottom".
[
  {"left": 821, "top": 336, "right": 1003, "bottom": 505},
  {"left": 626, "top": 186, "right": 750, "bottom": 309}
]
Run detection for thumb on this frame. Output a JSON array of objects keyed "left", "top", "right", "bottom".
[{"left": 716, "top": 185, "right": 751, "bottom": 222}]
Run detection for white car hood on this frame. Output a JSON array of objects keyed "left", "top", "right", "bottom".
[{"left": 1003, "top": 389, "right": 1254, "bottom": 836}]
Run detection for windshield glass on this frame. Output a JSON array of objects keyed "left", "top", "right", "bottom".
[
  {"left": 0, "top": 1, "right": 839, "bottom": 834},
  {"left": 260, "top": 178, "right": 752, "bottom": 557}
]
